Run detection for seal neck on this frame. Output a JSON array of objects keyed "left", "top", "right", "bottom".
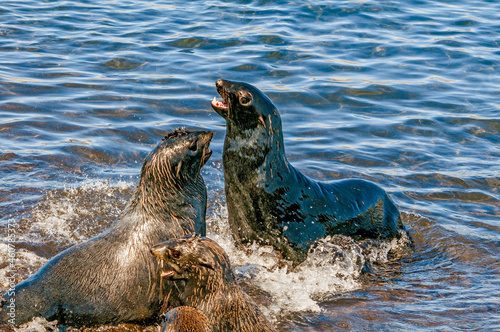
[
  {"left": 124, "top": 174, "right": 207, "bottom": 235},
  {"left": 223, "top": 126, "right": 294, "bottom": 185},
  {"left": 183, "top": 268, "right": 237, "bottom": 313}
]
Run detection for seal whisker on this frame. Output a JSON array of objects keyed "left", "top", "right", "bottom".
[{"left": 159, "top": 259, "right": 164, "bottom": 304}]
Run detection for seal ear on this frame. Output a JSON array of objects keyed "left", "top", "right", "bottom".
[
  {"left": 238, "top": 91, "right": 252, "bottom": 106},
  {"left": 192, "top": 235, "right": 214, "bottom": 269},
  {"left": 197, "top": 256, "right": 215, "bottom": 270}
]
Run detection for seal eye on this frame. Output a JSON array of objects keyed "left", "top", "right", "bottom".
[
  {"left": 189, "top": 142, "right": 197, "bottom": 152},
  {"left": 239, "top": 93, "right": 252, "bottom": 106}
]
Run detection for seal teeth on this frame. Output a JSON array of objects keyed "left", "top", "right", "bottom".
[
  {"left": 161, "top": 270, "right": 175, "bottom": 278},
  {"left": 211, "top": 97, "right": 228, "bottom": 109},
  {"left": 169, "top": 262, "right": 183, "bottom": 274}
]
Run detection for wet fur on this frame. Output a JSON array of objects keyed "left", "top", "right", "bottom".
[
  {"left": 212, "top": 80, "right": 405, "bottom": 263},
  {"left": 152, "top": 235, "right": 276, "bottom": 332},
  {"left": 0, "top": 129, "right": 212, "bottom": 327},
  {"left": 162, "top": 306, "right": 212, "bottom": 332}
]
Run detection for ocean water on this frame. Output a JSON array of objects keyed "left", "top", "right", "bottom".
[{"left": 1, "top": 0, "right": 499, "bottom": 331}]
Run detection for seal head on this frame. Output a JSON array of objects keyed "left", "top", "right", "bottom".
[
  {"left": 212, "top": 79, "right": 280, "bottom": 132},
  {"left": 143, "top": 128, "right": 213, "bottom": 184},
  {"left": 151, "top": 234, "right": 231, "bottom": 284},
  {"left": 151, "top": 235, "right": 277, "bottom": 332}
]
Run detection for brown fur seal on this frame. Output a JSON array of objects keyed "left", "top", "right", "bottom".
[
  {"left": 0, "top": 129, "right": 213, "bottom": 327},
  {"left": 151, "top": 235, "right": 277, "bottom": 332},
  {"left": 162, "top": 306, "right": 212, "bottom": 332},
  {"left": 211, "top": 79, "right": 405, "bottom": 263}
]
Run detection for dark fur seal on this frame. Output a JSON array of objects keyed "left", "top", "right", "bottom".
[
  {"left": 211, "top": 79, "right": 404, "bottom": 263},
  {"left": 162, "top": 306, "right": 212, "bottom": 332},
  {"left": 0, "top": 129, "right": 213, "bottom": 327},
  {"left": 151, "top": 235, "right": 276, "bottom": 332}
]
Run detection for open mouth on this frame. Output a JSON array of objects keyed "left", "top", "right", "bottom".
[
  {"left": 211, "top": 96, "right": 228, "bottom": 111},
  {"left": 201, "top": 147, "right": 212, "bottom": 165},
  {"left": 211, "top": 79, "right": 231, "bottom": 116},
  {"left": 199, "top": 131, "right": 213, "bottom": 165},
  {"left": 161, "top": 261, "right": 186, "bottom": 280},
  {"left": 161, "top": 270, "right": 176, "bottom": 278}
]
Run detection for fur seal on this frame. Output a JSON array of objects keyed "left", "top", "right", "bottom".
[
  {"left": 211, "top": 79, "right": 405, "bottom": 263},
  {"left": 151, "top": 235, "right": 277, "bottom": 332},
  {"left": 0, "top": 129, "right": 213, "bottom": 327},
  {"left": 162, "top": 306, "right": 212, "bottom": 332}
]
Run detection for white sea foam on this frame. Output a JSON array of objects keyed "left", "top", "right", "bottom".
[
  {"left": 0, "top": 243, "right": 47, "bottom": 290},
  {"left": 27, "top": 180, "right": 133, "bottom": 244},
  {"left": 15, "top": 317, "right": 58, "bottom": 332},
  {"left": 30, "top": 198, "right": 77, "bottom": 241}
]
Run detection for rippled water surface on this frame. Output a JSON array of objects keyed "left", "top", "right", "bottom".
[{"left": 1, "top": 0, "right": 499, "bottom": 331}]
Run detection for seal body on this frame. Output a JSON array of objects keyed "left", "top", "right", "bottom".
[
  {"left": 151, "top": 235, "right": 276, "bottom": 332},
  {"left": 211, "top": 79, "right": 404, "bottom": 263},
  {"left": 0, "top": 129, "right": 213, "bottom": 327}
]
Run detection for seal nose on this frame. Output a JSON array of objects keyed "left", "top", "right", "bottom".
[
  {"left": 216, "top": 79, "right": 225, "bottom": 88},
  {"left": 150, "top": 243, "right": 167, "bottom": 259},
  {"left": 200, "top": 131, "right": 213, "bottom": 145}
]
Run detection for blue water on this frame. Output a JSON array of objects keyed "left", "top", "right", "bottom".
[{"left": 1, "top": 0, "right": 499, "bottom": 330}]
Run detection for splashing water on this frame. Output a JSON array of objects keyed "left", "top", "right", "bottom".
[{"left": 22, "top": 180, "right": 133, "bottom": 245}]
